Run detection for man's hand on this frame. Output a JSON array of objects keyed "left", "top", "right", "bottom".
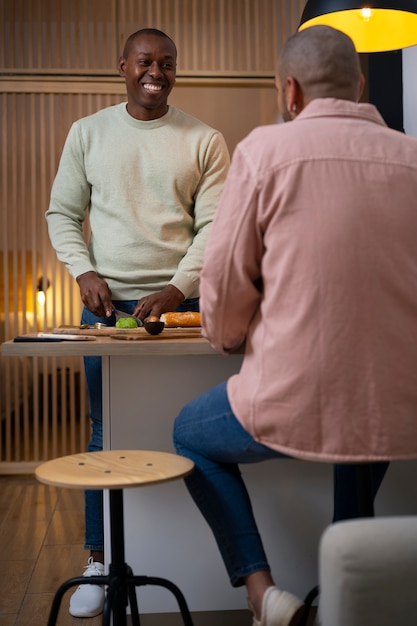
[
  {"left": 76, "top": 271, "right": 113, "bottom": 318},
  {"left": 133, "top": 285, "right": 185, "bottom": 322}
]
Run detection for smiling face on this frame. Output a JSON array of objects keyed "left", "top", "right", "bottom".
[{"left": 118, "top": 31, "right": 177, "bottom": 121}]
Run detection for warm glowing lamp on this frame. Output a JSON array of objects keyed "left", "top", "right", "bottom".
[
  {"left": 37, "top": 276, "right": 50, "bottom": 306},
  {"left": 299, "top": 1, "right": 417, "bottom": 52}
]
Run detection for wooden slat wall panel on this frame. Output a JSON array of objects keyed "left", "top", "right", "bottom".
[
  {"left": 0, "top": 92, "right": 119, "bottom": 469},
  {"left": 0, "top": 0, "right": 305, "bottom": 471},
  {"left": 1, "top": 0, "right": 306, "bottom": 75},
  {"left": 1, "top": 0, "right": 118, "bottom": 73},
  {"left": 118, "top": 0, "right": 283, "bottom": 74}
]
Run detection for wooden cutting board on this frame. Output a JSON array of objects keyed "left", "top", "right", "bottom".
[
  {"left": 110, "top": 329, "right": 202, "bottom": 340},
  {"left": 53, "top": 327, "right": 202, "bottom": 339},
  {"left": 53, "top": 326, "right": 142, "bottom": 336}
]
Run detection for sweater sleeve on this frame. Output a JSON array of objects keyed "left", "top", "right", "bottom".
[
  {"left": 200, "top": 141, "right": 263, "bottom": 353},
  {"left": 169, "top": 130, "right": 230, "bottom": 299},
  {"left": 45, "top": 122, "right": 95, "bottom": 280}
]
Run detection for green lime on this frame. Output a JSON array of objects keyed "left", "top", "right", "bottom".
[{"left": 115, "top": 317, "right": 138, "bottom": 328}]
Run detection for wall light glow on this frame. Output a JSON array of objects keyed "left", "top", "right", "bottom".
[{"left": 37, "top": 290, "right": 46, "bottom": 306}]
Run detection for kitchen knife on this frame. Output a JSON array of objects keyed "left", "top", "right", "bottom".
[{"left": 112, "top": 308, "right": 143, "bottom": 326}]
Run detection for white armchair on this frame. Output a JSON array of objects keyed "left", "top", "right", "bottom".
[{"left": 319, "top": 516, "right": 417, "bottom": 626}]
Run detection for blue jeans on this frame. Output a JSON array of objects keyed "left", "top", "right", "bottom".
[
  {"left": 173, "top": 382, "right": 389, "bottom": 587},
  {"left": 81, "top": 298, "right": 199, "bottom": 551},
  {"left": 173, "top": 381, "right": 289, "bottom": 587}
]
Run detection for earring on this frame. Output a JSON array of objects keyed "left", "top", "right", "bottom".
[{"left": 292, "top": 104, "right": 297, "bottom": 112}]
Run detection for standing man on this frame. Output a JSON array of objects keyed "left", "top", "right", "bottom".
[
  {"left": 174, "top": 26, "right": 417, "bottom": 626},
  {"left": 46, "top": 28, "right": 229, "bottom": 617}
]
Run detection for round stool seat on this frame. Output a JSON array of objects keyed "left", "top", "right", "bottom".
[
  {"left": 35, "top": 449, "right": 194, "bottom": 490},
  {"left": 36, "top": 450, "right": 195, "bottom": 626}
]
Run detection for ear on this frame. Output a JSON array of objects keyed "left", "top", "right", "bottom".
[
  {"left": 117, "top": 56, "right": 126, "bottom": 78},
  {"left": 286, "top": 76, "right": 303, "bottom": 118}
]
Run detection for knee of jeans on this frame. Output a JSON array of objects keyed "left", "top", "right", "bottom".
[
  {"left": 172, "top": 418, "right": 181, "bottom": 452},
  {"left": 173, "top": 411, "right": 189, "bottom": 452}
]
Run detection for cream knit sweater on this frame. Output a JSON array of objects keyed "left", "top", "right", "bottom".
[{"left": 46, "top": 103, "right": 230, "bottom": 300}]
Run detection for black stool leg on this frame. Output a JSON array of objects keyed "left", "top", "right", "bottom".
[
  {"left": 46, "top": 575, "right": 110, "bottom": 626},
  {"left": 105, "top": 489, "right": 129, "bottom": 626},
  {"left": 102, "top": 569, "right": 141, "bottom": 626},
  {"left": 47, "top": 577, "right": 83, "bottom": 626},
  {"left": 47, "top": 487, "right": 194, "bottom": 626},
  {"left": 126, "top": 566, "right": 141, "bottom": 626},
  {"left": 102, "top": 576, "right": 124, "bottom": 626},
  {"left": 130, "top": 575, "right": 194, "bottom": 626},
  {"left": 297, "top": 585, "right": 320, "bottom": 626}
]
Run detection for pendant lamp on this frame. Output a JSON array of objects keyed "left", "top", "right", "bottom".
[{"left": 299, "top": 1, "right": 417, "bottom": 52}]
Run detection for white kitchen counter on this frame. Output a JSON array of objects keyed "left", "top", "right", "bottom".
[{"left": 3, "top": 333, "right": 417, "bottom": 617}]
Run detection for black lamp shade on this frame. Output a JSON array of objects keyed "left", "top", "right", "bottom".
[{"left": 299, "top": 1, "right": 417, "bottom": 52}]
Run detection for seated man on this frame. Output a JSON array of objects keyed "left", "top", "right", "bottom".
[{"left": 173, "top": 25, "right": 417, "bottom": 626}]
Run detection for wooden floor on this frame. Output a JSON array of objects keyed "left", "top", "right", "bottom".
[
  {"left": 0, "top": 474, "right": 317, "bottom": 626},
  {"left": 0, "top": 474, "right": 101, "bottom": 626}
]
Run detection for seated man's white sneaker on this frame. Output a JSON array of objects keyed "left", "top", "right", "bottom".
[
  {"left": 69, "top": 557, "right": 105, "bottom": 618},
  {"left": 249, "top": 586, "right": 305, "bottom": 626}
]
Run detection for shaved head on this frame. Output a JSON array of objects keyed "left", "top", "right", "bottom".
[
  {"left": 278, "top": 25, "right": 362, "bottom": 103},
  {"left": 122, "top": 28, "right": 177, "bottom": 60}
]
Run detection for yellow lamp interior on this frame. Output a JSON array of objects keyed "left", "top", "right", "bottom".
[{"left": 299, "top": 9, "right": 417, "bottom": 53}]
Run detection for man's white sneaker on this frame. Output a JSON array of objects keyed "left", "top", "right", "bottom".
[
  {"left": 69, "top": 557, "right": 105, "bottom": 618},
  {"left": 249, "top": 586, "right": 305, "bottom": 626}
]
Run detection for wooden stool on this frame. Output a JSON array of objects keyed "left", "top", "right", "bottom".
[{"left": 35, "top": 450, "right": 195, "bottom": 626}]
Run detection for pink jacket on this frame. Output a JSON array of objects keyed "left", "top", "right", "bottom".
[{"left": 200, "top": 98, "right": 417, "bottom": 462}]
